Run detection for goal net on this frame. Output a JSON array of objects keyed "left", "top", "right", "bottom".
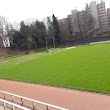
[{"left": 47, "top": 48, "right": 60, "bottom": 55}]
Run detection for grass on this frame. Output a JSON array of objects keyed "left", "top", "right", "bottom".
[
  {"left": 0, "top": 51, "right": 46, "bottom": 70},
  {"left": 0, "top": 53, "right": 24, "bottom": 61},
  {"left": 0, "top": 43, "right": 110, "bottom": 94}
]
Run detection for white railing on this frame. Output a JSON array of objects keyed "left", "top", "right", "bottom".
[
  {"left": 0, "top": 90, "right": 69, "bottom": 110},
  {"left": 0, "top": 98, "right": 31, "bottom": 110}
]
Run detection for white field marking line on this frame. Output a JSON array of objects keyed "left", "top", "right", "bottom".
[
  {"left": 17, "top": 53, "right": 49, "bottom": 64},
  {"left": 0, "top": 98, "right": 31, "bottom": 110},
  {"left": 0, "top": 54, "right": 24, "bottom": 62},
  {"left": 0, "top": 90, "right": 69, "bottom": 110}
]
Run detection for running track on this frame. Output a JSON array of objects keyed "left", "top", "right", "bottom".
[{"left": 0, "top": 79, "right": 110, "bottom": 110}]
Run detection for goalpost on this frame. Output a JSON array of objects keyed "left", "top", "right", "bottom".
[{"left": 47, "top": 48, "right": 60, "bottom": 55}]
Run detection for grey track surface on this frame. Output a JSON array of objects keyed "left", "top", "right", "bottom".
[{"left": 0, "top": 79, "right": 110, "bottom": 110}]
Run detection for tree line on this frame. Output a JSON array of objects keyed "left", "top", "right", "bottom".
[
  {"left": 0, "top": 14, "right": 61, "bottom": 51},
  {"left": 0, "top": 14, "right": 110, "bottom": 52}
]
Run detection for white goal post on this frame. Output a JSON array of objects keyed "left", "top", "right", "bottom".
[{"left": 47, "top": 48, "right": 60, "bottom": 55}]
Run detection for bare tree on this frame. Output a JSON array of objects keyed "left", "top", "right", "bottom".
[
  {"left": 0, "top": 16, "right": 14, "bottom": 37},
  {"left": 46, "top": 17, "right": 55, "bottom": 48},
  {"left": 0, "top": 16, "right": 4, "bottom": 36},
  {"left": 43, "top": 18, "right": 48, "bottom": 49}
]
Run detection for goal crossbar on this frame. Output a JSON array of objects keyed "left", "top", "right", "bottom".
[{"left": 47, "top": 48, "right": 60, "bottom": 55}]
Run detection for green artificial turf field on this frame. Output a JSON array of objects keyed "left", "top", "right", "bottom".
[{"left": 0, "top": 43, "right": 110, "bottom": 94}]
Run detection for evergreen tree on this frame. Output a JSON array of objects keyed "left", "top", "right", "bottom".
[
  {"left": 52, "top": 14, "right": 61, "bottom": 45},
  {"left": 46, "top": 17, "right": 54, "bottom": 47}
]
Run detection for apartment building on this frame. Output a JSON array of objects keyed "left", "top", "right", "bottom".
[
  {"left": 107, "top": 8, "right": 110, "bottom": 26},
  {"left": 85, "top": 4, "right": 91, "bottom": 14},
  {"left": 67, "top": 14, "right": 74, "bottom": 36},
  {"left": 78, "top": 10, "right": 88, "bottom": 34},
  {"left": 85, "top": 1, "right": 99, "bottom": 29},
  {"left": 90, "top": 1, "right": 99, "bottom": 28},
  {"left": 79, "top": 10, "right": 95, "bottom": 34},
  {"left": 59, "top": 0, "right": 109, "bottom": 37},
  {"left": 71, "top": 9, "right": 80, "bottom": 34},
  {"left": 59, "top": 18, "right": 69, "bottom": 37},
  {"left": 97, "top": 1, "right": 108, "bottom": 28}
]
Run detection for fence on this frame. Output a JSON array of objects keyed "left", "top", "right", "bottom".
[
  {"left": 0, "top": 98, "right": 31, "bottom": 110},
  {"left": 0, "top": 90, "right": 69, "bottom": 110}
]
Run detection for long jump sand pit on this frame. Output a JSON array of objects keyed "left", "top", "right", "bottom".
[{"left": 0, "top": 79, "right": 110, "bottom": 110}]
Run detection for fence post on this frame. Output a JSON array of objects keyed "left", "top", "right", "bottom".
[
  {"left": 12, "top": 105, "right": 15, "bottom": 110},
  {"left": 46, "top": 105, "right": 49, "bottom": 110},
  {"left": 3, "top": 93, "right": 5, "bottom": 99},
  {"left": 11, "top": 95, "right": 14, "bottom": 102},
  {"left": 21, "top": 98, "right": 23, "bottom": 106},
  {"left": 32, "top": 102, "right": 36, "bottom": 110},
  {"left": 3, "top": 102, "right": 6, "bottom": 110}
]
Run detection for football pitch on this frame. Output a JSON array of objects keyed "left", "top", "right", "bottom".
[{"left": 0, "top": 43, "right": 110, "bottom": 94}]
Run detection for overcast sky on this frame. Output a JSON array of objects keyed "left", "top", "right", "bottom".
[{"left": 0, "top": 0, "right": 110, "bottom": 23}]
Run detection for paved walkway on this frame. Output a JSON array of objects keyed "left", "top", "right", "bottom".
[{"left": 0, "top": 79, "right": 110, "bottom": 110}]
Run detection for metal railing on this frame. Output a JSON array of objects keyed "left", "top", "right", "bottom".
[
  {"left": 0, "top": 90, "right": 69, "bottom": 110},
  {"left": 0, "top": 98, "right": 31, "bottom": 110}
]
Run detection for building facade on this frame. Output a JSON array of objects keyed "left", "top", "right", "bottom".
[
  {"left": 59, "top": 18, "right": 69, "bottom": 36},
  {"left": 90, "top": 1, "right": 99, "bottom": 28},
  {"left": 78, "top": 10, "right": 88, "bottom": 34},
  {"left": 71, "top": 9, "right": 80, "bottom": 34},
  {"left": 78, "top": 10, "right": 94, "bottom": 34},
  {"left": 67, "top": 14, "right": 74, "bottom": 36},
  {"left": 107, "top": 8, "right": 110, "bottom": 27},
  {"left": 97, "top": 1, "right": 108, "bottom": 28},
  {"left": 86, "top": 1, "right": 99, "bottom": 29},
  {"left": 59, "top": 0, "right": 109, "bottom": 38}
]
